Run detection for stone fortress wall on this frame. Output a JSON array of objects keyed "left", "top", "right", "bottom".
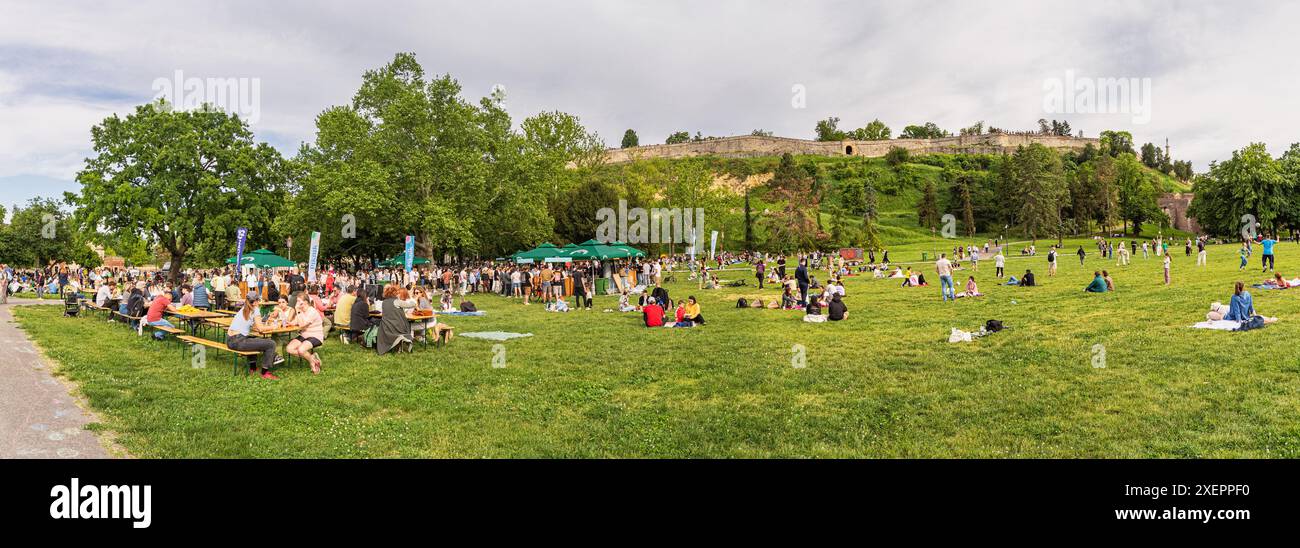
[{"left": 602, "top": 133, "right": 1100, "bottom": 163}]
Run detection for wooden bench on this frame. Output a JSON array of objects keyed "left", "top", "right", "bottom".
[
  {"left": 112, "top": 311, "right": 144, "bottom": 330},
  {"left": 176, "top": 335, "right": 261, "bottom": 376},
  {"left": 81, "top": 303, "right": 113, "bottom": 319},
  {"left": 144, "top": 323, "right": 186, "bottom": 345}
]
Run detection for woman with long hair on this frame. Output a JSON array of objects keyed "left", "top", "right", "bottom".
[{"left": 226, "top": 295, "right": 283, "bottom": 380}]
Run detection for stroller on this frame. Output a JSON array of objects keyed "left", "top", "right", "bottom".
[{"left": 62, "top": 288, "right": 81, "bottom": 317}]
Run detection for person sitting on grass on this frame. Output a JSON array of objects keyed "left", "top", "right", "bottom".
[
  {"left": 286, "top": 296, "right": 325, "bottom": 375},
  {"left": 1103, "top": 270, "right": 1116, "bottom": 291},
  {"left": 1224, "top": 282, "right": 1256, "bottom": 322},
  {"left": 226, "top": 295, "right": 284, "bottom": 380},
  {"left": 642, "top": 300, "right": 665, "bottom": 327},
  {"left": 1019, "top": 269, "right": 1036, "bottom": 287},
  {"left": 1085, "top": 271, "right": 1108, "bottom": 293},
  {"left": 959, "top": 276, "right": 983, "bottom": 298},
  {"left": 682, "top": 296, "right": 704, "bottom": 325},
  {"left": 548, "top": 297, "right": 570, "bottom": 312},
  {"left": 618, "top": 290, "right": 636, "bottom": 312},
  {"left": 803, "top": 296, "right": 826, "bottom": 323},
  {"left": 827, "top": 293, "right": 848, "bottom": 321}
]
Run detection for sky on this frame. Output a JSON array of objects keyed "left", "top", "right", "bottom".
[{"left": 2, "top": 0, "right": 1298, "bottom": 221}]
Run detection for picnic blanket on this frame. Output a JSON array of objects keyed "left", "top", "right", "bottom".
[
  {"left": 440, "top": 311, "right": 486, "bottom": 316},
  {"left": 460, "top": 331, "right": 534, "bottom": 341},
  {"left": 1191, "top": 320, "right": 1241, "bottom": 331}
]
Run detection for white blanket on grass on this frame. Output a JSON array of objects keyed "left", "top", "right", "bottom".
[{"left": 1190, "top": 320, "right": 1241, "bottom": 331}]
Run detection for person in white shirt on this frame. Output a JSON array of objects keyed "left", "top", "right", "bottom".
[
  {"left": 994, "top": 252, "right": 1006, "bottom": 278},
  {"left": 936, "top": 254, "right": 955, "bottom": 302}
]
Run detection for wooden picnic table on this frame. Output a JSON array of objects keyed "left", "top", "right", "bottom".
[{"left": 204, "top": 316, "right": 304, "bottom": 366}]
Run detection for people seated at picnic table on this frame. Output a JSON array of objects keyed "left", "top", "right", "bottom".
[
  {"left": 144, "top": 285, "right": 179, "bottom": 339},
  {"left": 347, "top": 286, "right": 377, "bottom": 344},
  {"left": 1084, "top": 271, "right": 1109, "bottom": 293},
  {"left": 178, "top": 284, "right": 193, "bottom": 306},
  {"left": 265, "top": 297, "right": 295, "bottom": 327},
  {"left": 287, "top": 295, "right": 325, "bottom": 374},
  {"left": 95, "top": 280, "right": 115, "bottom": 307},
  {"left": 192, "top": 275, "right": 210, "bottom": 310},
  {"left": 226, "top": 294, "right": 284, "bottom": 380},
  {"left": 377, "top": 284, "right": 417, "bottom": 355},
  {"left": 334, "top": 285, "right": 357, "bottom": 338},
  {"left": 224, "top": 280, "right": 242, "bottom": 310}
]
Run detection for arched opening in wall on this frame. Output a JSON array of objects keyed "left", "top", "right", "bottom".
[{"left": 845, "top": 145, "right": 854, "bottom": 155}]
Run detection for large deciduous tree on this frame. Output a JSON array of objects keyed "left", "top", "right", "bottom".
[{"left": 73, "top": 104, "right": 287, "bottom": 282}]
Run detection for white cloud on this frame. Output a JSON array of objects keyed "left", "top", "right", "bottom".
[{"left": 0, "top": 0, "right": 1296, "bottom": 189}]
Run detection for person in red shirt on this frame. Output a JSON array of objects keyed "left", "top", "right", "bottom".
[
  {"left": 642, "top": 302, "right": 664, "bottom": 327},
  {"left": 144, "top": 287, "right": 177, "bottom": 339}
]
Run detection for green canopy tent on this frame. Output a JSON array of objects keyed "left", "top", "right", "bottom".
[
  {"left": 566, "top": 239, "right": 630, "bottom": 260},
  {"left": 609, "top": 241, "right": 646, "bottom": 258},
  {"left": 377, "top": 254, "right": 431, "bottom": 268},
  {"left": 513, "top": 243, "right": 568, "bottom": 264},
  {"left": 226, "top": 248, "right": 295, "bottom": 268}
]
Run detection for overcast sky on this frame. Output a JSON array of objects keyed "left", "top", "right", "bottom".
[{"left": 2, "top": 0, "right": 1297, "bottom": 219}]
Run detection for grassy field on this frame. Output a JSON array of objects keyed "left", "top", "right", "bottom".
[{"left": 14, "top": 237, "right": 1300, "bottom": 458}]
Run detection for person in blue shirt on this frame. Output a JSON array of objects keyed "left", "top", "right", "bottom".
[
  {"left": 1260, "top": 234, "right": 1277, "bottom": 272},
  {"left": 1225, "top": 281, "right": 1255, "bottom": 321}
]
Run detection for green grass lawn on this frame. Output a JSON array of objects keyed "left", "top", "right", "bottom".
[{"left": 14, "top": 239, "right": 1300, "bottom": 458}]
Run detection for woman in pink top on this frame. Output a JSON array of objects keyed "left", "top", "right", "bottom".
[{"left": 287, "top": 297, "right": 326, "bottom": 374}]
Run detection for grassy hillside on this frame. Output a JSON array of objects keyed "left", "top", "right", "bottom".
[{"left": 604, "top": 151, "right": 1193, "bottom": 250}]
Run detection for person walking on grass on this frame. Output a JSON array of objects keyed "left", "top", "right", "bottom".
[
  {"left": 936, "top": 253, "right": 955, "bottom": 302},
  {"left": 1197, "top": 237, "right": 1207, "bottom": 266},
  {"left": 1239, "top": 243, "right": 1250, "bottom": 270},
  {"left": 1047, "top": 248, "right": 1058, "bottom": 276},
  {"left": 1077, "top": 246, "right": 1086, "bottom": 267},
  {"left": 994, "top": 250, "right": 1005, "bottom": 278},
  {"left": 1164, "top": 253, "right": 1172, "bottom": 285}
]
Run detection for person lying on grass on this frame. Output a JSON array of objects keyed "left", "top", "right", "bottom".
[
  {"left": 1260, "top": 273, "right": 1291, "bottom": 289},
  {"left": 287, "top": 295, "right": 325, "bottom": 375},
  {"left": 226, "top": 294, "right": 284, "bottom": 380},
  {"left": 1085, "top": 271, "right": 1109, "bottom": 293}
]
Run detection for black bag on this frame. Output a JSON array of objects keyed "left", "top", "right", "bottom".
[
  {"left": 736, "top": 297, "right": 748, "bottom": 308},
  {"left": 985, "top": 319, "right": 1004, "bottom": 333}
]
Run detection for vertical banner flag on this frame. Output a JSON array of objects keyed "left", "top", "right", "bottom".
[
  {"left": 688, "top": 228, "right": 697, "bottom": 261},
  {"left": 710, "top": 230, "right": 719, "bottom": 261},
  {"left": 404, "top": 235, "right": 415, "bottom": 273},
  {"left": 307, "top": 231, "right": 321, "bottom": 283},
  {"left": 234, "top": 227, "right": 248, "bottom": 280}
]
